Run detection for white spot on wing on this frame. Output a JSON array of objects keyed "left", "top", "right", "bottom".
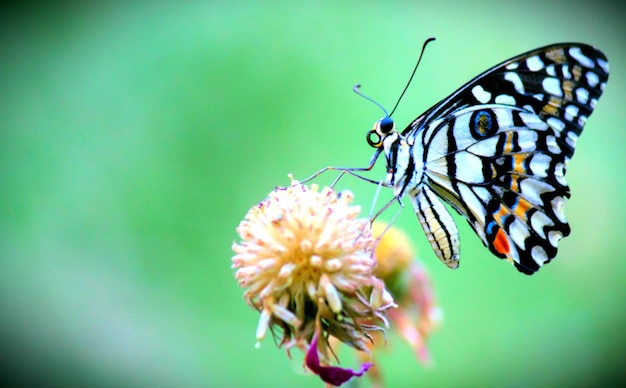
[
  {"left": 529, "top": 153, "right": 553, "bottom": 177},
  {"left": 472, "top": 85, "right": 491, "bottom": 103},
  {"left": 526, "top": 55, "right": 544, "bottom": 71},
  {"left": 547, "top": 117, "right": 565, "bottom": 134},
  {"left": 586, "top": 71, "right": 599, "bottom": 87},
  {"left": 551, "top": 196, "right": 567, "bottom": 224},
  {"left": 545, "top": 135, "right": 560, "bottom": 154},
  {"left": 597, "top": 58, "right": 609, "bottom": 74},
  {"left": 569, "top": 47, "right": 594, "bottom": 68},
  {"left": 542, "top": 77, "right": 563, "bottom": 97},
  {"left": 531, "top": 245, "right": 548, "bottom": 266},
  {"left": 519, "top": 111, "right": 548, "bottom": 130},
  {"left": 473, "top": 186, "right": 491, "bottom": 202},
  {"left": 566, "top": 131, "right": 578, "bottom": 149},
  {"left": 554, "top": 162, "right": 567, "bottom": 186},
  {"left": 548, "top": 230, "right": 564, "bottom": 247},
  {"left": 575, "top": 87, "right": 589, "bottom": 104},
  {"left": 495, "top": 94, "right": 516, "bottom": 105},
  {"left": 453, "top": 152, "right": 488, "bottom": 183},
  {"left": 519, "top": 179, "right": 555, "bottom": 207},
  {"left": 564, "top": 105, "right": 579, "bottom": 121},
  {"left": 523, "top": 104, "right": 537, "bottom": 114},
  {"left": 510, "top": 219, "right": 530, "bottom": 249},
  {"left": 504, "top": 72, "right": 525, "bottom": 93},
  {"left": 562, "top": 65, "right": 571, "bottom": 79},
  {"left": 515, "top": 130, "right": 539, "bottom": 151},
  {"left": 530, "top": 211, "right": 554, "bottom": 239}
]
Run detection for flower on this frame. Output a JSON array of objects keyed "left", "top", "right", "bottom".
[
  {"left": 371, "top": 222, "right": 441, "bottom": 362},
  {"left": 349, "top": 222, "right": 442, "bottom": 387},
  {"left": 232, "top": 178, "right": 395, "bottom": 385}
]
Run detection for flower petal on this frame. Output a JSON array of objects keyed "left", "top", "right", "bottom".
[{"left": 306, "top": 332, "right": 373, "bottom": 386}]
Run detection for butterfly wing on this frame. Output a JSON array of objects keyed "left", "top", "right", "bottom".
[{"left": 405, "top": 43, "right": 609, "bottom": 274}]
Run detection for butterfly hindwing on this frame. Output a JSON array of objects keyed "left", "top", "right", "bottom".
[
  {"left": 402, "top": 43, "right": 609, "bottom": 274},
  {"left": 421, "top": 105, "right": 571, "bottom": 273}
]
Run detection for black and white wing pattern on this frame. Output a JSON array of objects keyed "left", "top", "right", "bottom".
[{"left": 373, "top": 43, "right": 609, "bottom": 274}]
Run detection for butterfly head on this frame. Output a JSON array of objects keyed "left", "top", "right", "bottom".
[
  {"left": 366, "top": 116, "right": 396, "bottom": 148},
  {"left": 356, "top": 86, "right": 411, "bottom": 190},
  {"left": 366, "top": 116, "right": 414, "bottom": 193}
]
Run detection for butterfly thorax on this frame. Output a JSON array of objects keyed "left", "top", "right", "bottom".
[{"left": 368, "top": 117, "right": 425, "bottom": 198}]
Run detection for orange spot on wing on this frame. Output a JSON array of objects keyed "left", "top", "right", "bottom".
[
  {"left": 541, "top": 97, "right": 561, "bottom": 117},
  {"left": 545, "top": 48, "right": 566, "bottom": 63},
  {"left": 493, "top": 205, "right": 508, "bottom": 226},
  {"left": 513, "top": 154, "right": 526, "bottom": 174},
  {"left": 504, "top": 132, "right": 514, "bottom": 154},
  {"left": 510, "top": 175, "right": 520, "bottom": 192},
  {"left": 512, "top": 197, "right": 533, "bottom": 220},
  {"left": 489, "top": 164, "right": 498, "bottom": 180},
  {"left": 563, "top": 80, "right": 574, "bottom": 101},
  {"left": 496, "top": 205, "right": 508, "bottom": 219},
  {"left": 572, "top": 65, "right": 582, "bottom": 81},
  {"left": 493, "top": 228, "right": 511, "bottom": 255}
]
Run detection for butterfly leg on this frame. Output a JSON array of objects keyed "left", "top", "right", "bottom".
[
  {"left": 367, "top": 195, "right": 407, "bottom": 248},
  {"left": 299, "top": 149, "right": 384, "bottom": 186},
  {"left": 369, "top": 195, "right": 403, "bottom": 224},
  {"left": 410, "top": 186, "right": 460, "bottom": 269}
]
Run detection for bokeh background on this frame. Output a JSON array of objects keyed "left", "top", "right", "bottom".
[{"left": 1, "top": 1, "right": 624, "bottom": 386}]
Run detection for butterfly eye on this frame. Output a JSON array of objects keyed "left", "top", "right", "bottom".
[
  {"left": 366, "top": 130, "right": 382, "bottom": 148},
  {"left": 379, "top": 116, "right": 395, "bottom": 134}
]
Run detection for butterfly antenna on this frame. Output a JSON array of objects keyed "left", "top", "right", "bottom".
[
  {"left": 388, "top": 36, "right": 436, "bottom": 117},
  {"left": 353, "top": 84, "right": 389, "bottom": 117}
]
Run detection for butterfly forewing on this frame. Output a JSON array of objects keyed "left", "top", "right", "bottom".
[{"left": 402, "top": 43, "right": 609, "bottom": 274}]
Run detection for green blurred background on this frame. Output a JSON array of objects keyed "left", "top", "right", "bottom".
[{"left": 1, "top": 1, "right": 624, "bottom": 386}]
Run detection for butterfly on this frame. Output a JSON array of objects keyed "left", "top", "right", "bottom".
[{"left": 317, "top": 42, "right": 609, "bottom": 275}]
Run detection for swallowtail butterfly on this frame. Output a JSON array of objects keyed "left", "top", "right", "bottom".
[{"left": 321, "top": 42, "right": 609, "bottom": 275}]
